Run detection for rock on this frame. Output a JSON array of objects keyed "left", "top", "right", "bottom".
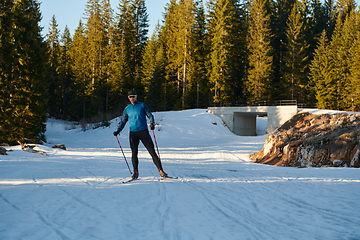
[
  {"left": 350, "top": 115, "right": 356, "bottom": 122},
  {"left": 333, "top": 160, "right": 343, "bottom": 167},
  {"left": 52, "top": 144, "right": 67, "bottom": 150},
  {"left": 17, "top": 141, "right": 48, "bottom": 156},
  {"left": 0, "top": 146, "right": 7, "bottom": 155},
  {"left": 350, "top": 148, "right": 360, "bottom": 167},
  {"left": 251, "top": 112, "right": 360, "bottom": 168},
  {"left": 24, "top": 147, "right": 48, "bottom": 156}
]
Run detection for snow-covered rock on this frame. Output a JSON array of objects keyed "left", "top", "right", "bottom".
[{"left": 251, "top": 111, "right": 360, "bottom": 167}]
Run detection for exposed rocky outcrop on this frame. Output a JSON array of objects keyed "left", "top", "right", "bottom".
[{"left": 251, "top": 112, "right": 360, "bottom": 168}]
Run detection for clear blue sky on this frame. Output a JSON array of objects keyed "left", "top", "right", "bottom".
[{"left": 39, "top": 0, "right": 169, "bottom": 37}]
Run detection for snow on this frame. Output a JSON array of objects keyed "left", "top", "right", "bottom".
[{"left": 1, "top": 109, "right": 360, "bottom": 240}]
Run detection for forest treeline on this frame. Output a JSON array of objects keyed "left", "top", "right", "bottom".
[{"left": 0, "top": 0, "right": 359, "bottom": 144}]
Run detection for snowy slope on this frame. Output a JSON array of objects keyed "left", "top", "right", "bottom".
[{"left": 1, "top": 109, "right": 360, "bottom": 240}]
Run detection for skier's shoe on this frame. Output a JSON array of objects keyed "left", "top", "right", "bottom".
[
  {"left": 132, "top": 170, "right": 139, "bottom": 179},
  {"left": 159, "top": 170, "right": 168, "bottom": 178}
]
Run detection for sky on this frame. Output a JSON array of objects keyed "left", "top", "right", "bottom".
[{"left": 39, "top": 0, "right": 170, "bottom": 37}]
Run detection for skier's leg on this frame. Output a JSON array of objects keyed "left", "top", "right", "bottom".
[
  {"left": 138, "top": 130, "right": 163, "bottom": 171},
  {"left": 129, "top": 131, "right": 140, "bottom": 171}
]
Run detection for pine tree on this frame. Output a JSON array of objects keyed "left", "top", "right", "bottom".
[
  {"left": 0, "top": 0, "right": 16, "bottom": 143},
  {"left": 161, "top": 0, "right": 195, "bottom": 109},
  {"left": 83, "top": 0, "right": 114, "bottom": 120},
  {"left": 309, "top": 0, "right": 327, "bottom": 47},
  {"left": 129, "top": 0, "right": 149, "bottom": 91},
  {"left": 247, "top": 0, "right": 274, "bottom": 103},
  {"left": 227, "top": 0, "right": 248, "bottom": 104},
  {"left": 0, "top": 0, "right": 48, "bottom": 144},
  {"left": 309, "top": 30, "right": 337, "bottom": 109},
  {"left": 100, "top": 0, "right": 113, "bottom": 118},
  {"left": 270, "top": 0, "right": 296, "bottom": 98},
  {"left": 178, "top": 0, "right": 195, "bottom": 108},
  {"left": 109, "top": 0, "right": 131, "bottom": 109},
  {"left": 328, "top": 9, "right": 356, "bottom": 110},
  {"left": 110, "top": 0, "right": 148, "bottom": 107},
  {"left": 307, "top": 0, "right": 327, "bottom": 63},
  {"left": 207, "top": 0, "right": 233, "bottom": 105},
  {"left": 282, "top": 1, "right": 309, "bottom": 102},
  {"left": 336, "top": 0, "right": 357, "bottom": 22},
  {"left": 84, "top": 0, "right": 102, "bottom": 116},
  {"left": 161, "top": 0, "right": 181, "bottom": 110},
  {"left": 338, "top": 10, "right": 357, "bottom": 109},
  {"left": 46, "top": 15, "right": 62, "bottom": 118},
  {"left": 187, "top": 0, "right": 210, "bottom": 108},
  {"left": 69, "top": 21, "right": 89, "bottom": 120},
  {"left": 348, "top": 11, "right": 360, "bottom": 110},
  {"left": 141, "top": 24, "right": 166, "bottom": 111},
  {"left": 59, "top": 26, "right": 73, "bottom": 119},
  {"left": 323, "top": 0, "right": 337, "bottom": 40}
]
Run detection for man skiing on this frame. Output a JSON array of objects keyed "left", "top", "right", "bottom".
[{"left": 113, "top": 90, "right": 168, "bottom": 180}]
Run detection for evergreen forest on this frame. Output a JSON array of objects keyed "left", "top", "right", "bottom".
[{"left": 0, "top": 0, "right": 359, "bottom": 144}]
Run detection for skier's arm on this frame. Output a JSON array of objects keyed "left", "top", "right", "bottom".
[
  {"left": 143, "top": 104, "right": 155, "bottom": 125},
  {"left": 117, "top": 110, "right": 129, "bottom": 132}
]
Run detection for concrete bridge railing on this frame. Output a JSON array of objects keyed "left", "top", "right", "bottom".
[{"left": 208, "top": 106, "right": 298, "bottom": 136}]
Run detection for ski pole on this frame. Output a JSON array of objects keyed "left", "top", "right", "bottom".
[
  {"left": 115, "top": 135, "right": 132, "bottom": 174},
  {"left": 152, "top": 129, "right": 161, "bottom": 160}
]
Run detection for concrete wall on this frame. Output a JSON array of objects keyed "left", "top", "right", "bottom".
[
  {"left": 233, "top": 112, "right": 257, "bottom": 136},
  {"left": 208, "top": 106, "right": 298, "bottom": 136}
]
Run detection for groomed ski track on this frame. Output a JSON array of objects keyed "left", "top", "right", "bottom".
[{"left": 1, "top": 109, "right": 360, "bottom": 240}]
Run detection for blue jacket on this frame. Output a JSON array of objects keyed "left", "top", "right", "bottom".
[{"left": 117, "top": 101, "right": 154, "bottom": 132}]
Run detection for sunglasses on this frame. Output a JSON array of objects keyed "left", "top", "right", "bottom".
[{"left": 128, "top": 95, "right": 137, "bottom": 98}]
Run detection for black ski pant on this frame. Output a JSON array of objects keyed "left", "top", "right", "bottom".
[{"left": 129, "top": 129, "right": 163, "bottom": 172}]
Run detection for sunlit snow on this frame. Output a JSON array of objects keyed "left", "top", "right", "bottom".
[{"left": 1, "top": 109, "right": 359, "bottom": 240}]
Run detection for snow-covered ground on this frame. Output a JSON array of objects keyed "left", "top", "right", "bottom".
[{"left": 1, "top": 109, "right": 360, "bottom": 240}]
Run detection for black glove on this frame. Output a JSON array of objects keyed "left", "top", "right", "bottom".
[
  {"left": 150, "top": 123, "right": 155, "bottom": 130},
  {"left": 113, "top": 130, "right": 120, "bottom": 136}
]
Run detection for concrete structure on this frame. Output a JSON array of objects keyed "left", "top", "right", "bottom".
[{"left": 208, "top": 106, "right": 298, "bottom": 136}]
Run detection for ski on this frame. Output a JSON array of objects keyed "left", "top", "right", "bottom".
[
  {"left": 123, "top": 176, "right": 178, "bottom": 183},
  {"left": 159, "top": 176, "right": 178, "bottom": 181},
  {"left": 122, "top": 178, "right": 138, "bottom": 184}
]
